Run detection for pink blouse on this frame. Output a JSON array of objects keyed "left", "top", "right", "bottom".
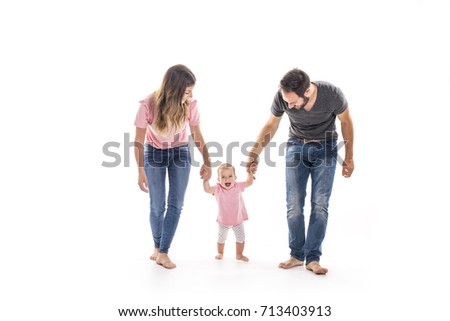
[{"left": 134, "top": 93, "right": 200, "bottom": 149}]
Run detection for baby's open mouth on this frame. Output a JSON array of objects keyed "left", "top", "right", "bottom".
[{"left": 225, "top": 183, "right": 231, "bottom": 187}]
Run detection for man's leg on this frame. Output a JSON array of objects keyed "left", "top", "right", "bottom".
[
  {"left": 304, "top": 140, "right": 337, "bottom": 274},
  {"left": 279, "top": 139, "right": 309, "bottom": 269}
]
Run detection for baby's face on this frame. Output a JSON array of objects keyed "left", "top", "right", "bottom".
[{"left": 218, "top": 168, "right": 236, "bottom": 190}]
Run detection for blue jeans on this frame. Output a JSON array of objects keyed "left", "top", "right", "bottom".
[
  {"left": 144, "top": 144, "right": 191, "bottom": 253},
  {"left": 285, "top": 138, "right": 337, "bottom": 264}
]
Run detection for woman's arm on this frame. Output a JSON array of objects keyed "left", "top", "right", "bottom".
[
  {"left": 190, "top": 124, "right": 212, "bottom": 181},
  {"left": 134, "top": 127, "right": 148, "bottom": 192}
]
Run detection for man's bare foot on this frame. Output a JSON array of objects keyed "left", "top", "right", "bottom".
[
  {"left": 150, "top": 248, "right": 160, "bottom": 261},
  {"left": 155, "top": 253, "right": 176, "bottom": 269},
  {"left": 236, "top": 254, "right": 249, "bottom": 262},
  {"left": 306, "top": 261, "right": 328, "bottom": 275},
  {"left": 215, "top": 253, "right": 223, "bottom": 260},
  {"left": 278, "top": 257, "right": 304, "bottom": 269}
]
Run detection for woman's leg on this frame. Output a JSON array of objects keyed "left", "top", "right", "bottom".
[
  {"left": 144, "top": 145, "right": 168, "bottom": 254},
  {"left": 155, "top": 146, "right": 191, "bottom": 269}
]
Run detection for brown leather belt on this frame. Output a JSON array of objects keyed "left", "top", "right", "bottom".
[{"left": 298, "top": 138, "right": 322, "bottom": 143}]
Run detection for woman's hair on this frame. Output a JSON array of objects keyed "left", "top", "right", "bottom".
[
  {"left": 153, "top": 64, "right": 196, "bottom": 135},
  {"left": 279, "top": 68, "right": 310, "bottom": 98},
  {"left": 217, "top": 163, "right": 236, "bottom": 177}
]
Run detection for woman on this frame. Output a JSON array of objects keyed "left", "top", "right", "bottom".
[{"left": 134, "top": 64, "right": 211, "bottom": 269}]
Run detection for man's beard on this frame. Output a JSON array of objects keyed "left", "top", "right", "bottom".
[{"left": 295, "top": 96, "right": 309, "bottom": 109}]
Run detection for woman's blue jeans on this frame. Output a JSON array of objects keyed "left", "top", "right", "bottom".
[
  {"left": 144, "top": 144, "right": 191, "bottom": 254},
  {"left": 285, "top": 138, "right": 337, "bottom": 264}
]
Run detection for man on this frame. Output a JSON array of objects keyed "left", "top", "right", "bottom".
[{"left": 246, "top": 68, "right": 354, "bottom": 275}]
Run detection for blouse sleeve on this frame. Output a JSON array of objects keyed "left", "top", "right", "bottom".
[
  {"left": 188, "top": 99, "right": 200, "bottom": 126},
  {"left": 134, "top": 95, "right": 153, "bottom": 128}
]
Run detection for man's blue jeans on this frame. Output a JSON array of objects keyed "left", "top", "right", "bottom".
[
  {"left": 144, "top": 144, "right": 191, "bottom": 254},
  {"left": 285, "top": 138, "right": 337, "bottom": 264}
]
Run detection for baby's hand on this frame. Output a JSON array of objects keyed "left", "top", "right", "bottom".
[{"left": 249, "top": 163, "right": 257, "bottom": 179}]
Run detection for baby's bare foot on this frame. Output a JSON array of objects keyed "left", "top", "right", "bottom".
[
  {"left": 236, "top": 254, "right": 249, "bottom": 262},
  {"left": 278, "top": 257, "right": 304, "bottom": 269},
  {"left": 156, "top": 253, "right": 176, "bottom": 269},
  {"left": 306, "top": 261, "right": 328, "bottom": 275}
]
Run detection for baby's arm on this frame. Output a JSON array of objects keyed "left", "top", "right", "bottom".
[
  {"left": 244, "top": 170, "right": 254, "bottom": 188},
  {"left": 203, "top": 179, "right": 215, "bottom": 194}
]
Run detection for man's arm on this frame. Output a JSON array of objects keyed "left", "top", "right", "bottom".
[
  {"left": 337, "top": 107, "right": 354, "bottom": 178},
  {"left": 246, "top": 114, "right": 283, "bottom": 173}
]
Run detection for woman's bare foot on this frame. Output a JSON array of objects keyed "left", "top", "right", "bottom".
[
  {"left": 236, "top": 254, "right": 249, "bottom": 262},
  {"left": 155, "top": 253, "right": 176, "bottom": 269},
  {"left": 278, "top": 257, "right": 304, "bottom": 269},
  {"left": 215, "top": 253, "right": 223, "bottom": 260},
  {"left": 150, "top": 248, "right": 160, "bottom": 261},
  {"left": 306, "top": 261, "right": 328, "bottom": 275}
]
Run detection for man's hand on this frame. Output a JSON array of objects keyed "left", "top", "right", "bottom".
[
  {"left": 245, "top": 156, "right": 259, "bottom": 177},
  {"left": 342, "top": 158, "right": 354, "bottom": 178}
]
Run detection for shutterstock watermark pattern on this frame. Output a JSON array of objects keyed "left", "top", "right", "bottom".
[{"left": 101, "top": 133, "right": 347, "bottom": 168}]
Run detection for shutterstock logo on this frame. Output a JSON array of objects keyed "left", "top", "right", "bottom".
[{"left": 101, "top": 133, "right": 346, "bottom": 168}]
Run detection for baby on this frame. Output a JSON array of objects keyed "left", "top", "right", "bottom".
[{"left": 203, "top": 163, "right": 254, "bottom": 261}]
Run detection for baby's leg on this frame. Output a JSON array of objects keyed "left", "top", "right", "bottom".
[
  {"left": 216, "top": 224, "right": 229, "bottom": 260},
  {"left": 216, "top": 243, "right": 225, "bottom": 260},
  {"left": 233, "top": 223, "right": 248, "bottom": 262}
]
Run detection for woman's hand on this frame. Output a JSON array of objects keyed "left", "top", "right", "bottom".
[
  {"left": 200, "top": 163, "right": 212, "bottom": 181},
  {"left": 138, "top": 170, "right": 148, "bottom": 193}
]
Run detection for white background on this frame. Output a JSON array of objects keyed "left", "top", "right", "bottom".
[{"left": 1, "top": 0, "right": 449, "bottom": 320}]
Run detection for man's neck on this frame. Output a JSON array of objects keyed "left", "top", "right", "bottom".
[{"left": 303, "top": 84, "right": 318, "bottom": 111}]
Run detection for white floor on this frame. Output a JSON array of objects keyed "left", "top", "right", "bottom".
[
  {"left": 19, "top": 168, "right": 442, "bottom": 321},
  {"left": 2, "top": 157, "right": 449, "bottom": 321}
]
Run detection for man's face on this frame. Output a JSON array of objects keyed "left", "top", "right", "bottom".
[{"left": 281, "top": 89, "right": 309, "bottom": 109}]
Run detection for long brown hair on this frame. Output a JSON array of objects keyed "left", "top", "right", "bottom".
[{"left": 153, "top": 64, "right": 196, "bottom": 135}]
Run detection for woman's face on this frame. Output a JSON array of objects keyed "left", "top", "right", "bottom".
[{"left": 182, "top": 85, "right": 195, "bottom": 104}]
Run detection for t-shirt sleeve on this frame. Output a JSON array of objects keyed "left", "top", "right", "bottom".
[
  {"left": 236, "top": 182, "right": 246, "bottom": 192},
  {"left": 213, "top": 184, "right": 220, "bottom": 196},
  {"left": 188, "top": 99, "right": 200, "bottom": 126},
  {"left": 134, "top": 97, "right": 153, "bottom": 128},
  {"left": 333, "top": 86, "right": 348, "bottom": 115},
  {"left": 270, "top": 91, "right": 285, "bottom": 117}
]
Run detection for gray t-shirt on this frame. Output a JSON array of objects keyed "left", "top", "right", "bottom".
[{"left": 271, "top": 81, "right": 348, "bottom": 140}]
